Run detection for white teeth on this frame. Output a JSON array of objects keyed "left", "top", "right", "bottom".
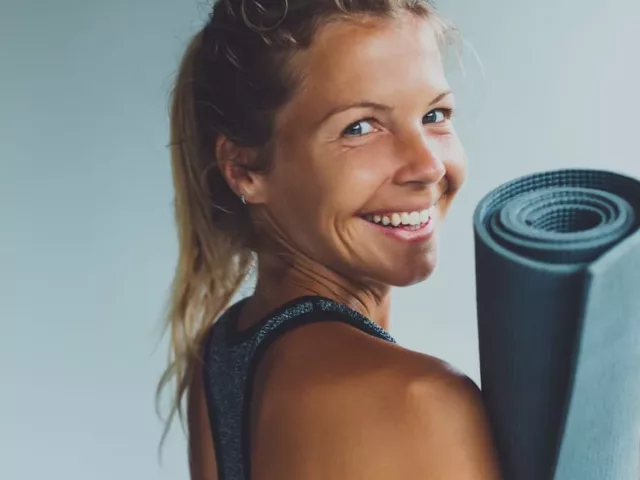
[{"left": 366, "top": 208, "right": 432, "bottom": 227}]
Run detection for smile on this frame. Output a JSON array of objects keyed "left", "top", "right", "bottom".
[{"left": 361, "top": 203, "right": 438, "bottom": 230}]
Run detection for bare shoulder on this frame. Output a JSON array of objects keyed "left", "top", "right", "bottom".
[{"left": 251, "top": 321, "right": 502, "bottom": 480}]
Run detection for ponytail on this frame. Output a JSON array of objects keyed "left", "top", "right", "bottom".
[{"left": 155, "top": 29, "right": 253, "bottom": 450}]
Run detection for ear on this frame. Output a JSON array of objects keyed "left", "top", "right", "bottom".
[{"left": 215, "top": 135, "right": 268, "bottom": 205}]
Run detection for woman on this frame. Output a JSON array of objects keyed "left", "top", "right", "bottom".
[{"left": 158, "top": 0, "right": 501, "bottom": 478}]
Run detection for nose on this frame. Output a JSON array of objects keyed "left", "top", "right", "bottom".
[{"left": 393, "top": 132, "right": 446, "bottom": 187}]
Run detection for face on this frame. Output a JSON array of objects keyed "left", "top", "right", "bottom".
[{"left": 252, "top": 14, "right": 466, "bottom": 289}]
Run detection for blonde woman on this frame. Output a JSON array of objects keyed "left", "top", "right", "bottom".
[{"left": 158, "top": 0, "right": 501, "bottom": 478}]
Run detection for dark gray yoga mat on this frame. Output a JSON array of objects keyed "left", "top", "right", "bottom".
[{"left": 473, "top": 169, "right": 640, "bottom": 479}]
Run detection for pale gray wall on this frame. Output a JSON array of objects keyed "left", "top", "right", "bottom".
[{"left": 2, "top": 0, "right": 638, "bottom": 478}]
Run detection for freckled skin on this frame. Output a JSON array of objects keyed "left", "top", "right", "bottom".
[{"left": 233, "top": 14, "right": 466, "bottom": 327}]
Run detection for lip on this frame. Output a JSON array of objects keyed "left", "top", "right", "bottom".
[
  {"left": 362, "top": 215, "right": 436, "bottom": 243},
  {"left": 359, "top": 200, "right": 441, "bottom": 217}
]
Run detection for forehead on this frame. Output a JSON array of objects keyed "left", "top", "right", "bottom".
[{"left": 283, "top": 14, "right": 448, "bottom": 116}]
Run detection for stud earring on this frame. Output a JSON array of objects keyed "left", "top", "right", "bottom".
[{"left": 240, "top": 195, "right": 247, "bottom": 205}]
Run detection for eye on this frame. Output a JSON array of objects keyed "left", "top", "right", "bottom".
[
  {"left": 342, "top": 119, "right": 376, "bottom": 137},
  {"left": 423, "top": 108, "right": 452, "bottom": 124}
]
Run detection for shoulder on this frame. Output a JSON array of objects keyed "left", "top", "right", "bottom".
[{"left": 251, "top": 320, "right": 502, "bottom": 480}]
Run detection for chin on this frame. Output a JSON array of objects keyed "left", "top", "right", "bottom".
[
  {"left": 385, "top": 249, "right": 439, "bottom": 287},
  {"left": 392, "top": 264, "right": 437, "bottom": 286}
]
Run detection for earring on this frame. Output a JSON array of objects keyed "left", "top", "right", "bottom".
[{"left": 240, "top": 194, "right": 247, "bottom": 205}]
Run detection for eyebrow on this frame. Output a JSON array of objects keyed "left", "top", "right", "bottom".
[{"left": 318, "top": 89, "right": 453, "bottom": 126}]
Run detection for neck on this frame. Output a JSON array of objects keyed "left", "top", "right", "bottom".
[{"left": 240, "top": 251, "right": 392, "bottom": 331}]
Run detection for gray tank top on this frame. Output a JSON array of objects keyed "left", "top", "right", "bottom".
[{"left": 202, "top": 295, "right": 396, "bottom": 480}]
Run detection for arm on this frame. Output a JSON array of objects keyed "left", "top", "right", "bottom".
[
  {"left": 253, "top": 366, "right": 502, "bottom": 480},
  {"left": 187, "top": 360, "right": 218, "bottom": 480},
  {"left": 405, "top": 372, "right": 502, "bottom": 479}
]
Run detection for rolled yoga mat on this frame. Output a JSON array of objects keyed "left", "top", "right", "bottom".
[{"left": 473, "top": 169, "right": 640, "bottom": 480}]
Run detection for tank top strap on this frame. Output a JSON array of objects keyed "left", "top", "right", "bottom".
[{"left": 201, "top": 295, "right": 396, "bottom": 480}]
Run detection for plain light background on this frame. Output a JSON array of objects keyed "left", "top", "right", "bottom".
[{"left": 2, "top": 0, "right": 639, "bottom": 478}]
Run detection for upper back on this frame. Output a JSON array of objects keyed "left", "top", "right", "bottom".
[{"left": 188, "top": 296, "right": 501, "bottom": 480}]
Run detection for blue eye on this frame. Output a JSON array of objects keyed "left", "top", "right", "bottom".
[
  {"left": 423, "top": 108, "right": 452, "bottom": 124},
  {"left": 343, "top": 120, "right": 376, "bottom": 137}
]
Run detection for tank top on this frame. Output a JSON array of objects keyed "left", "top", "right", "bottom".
[{"left": 201, "top": 295, "right": 397, "bottom": 480}]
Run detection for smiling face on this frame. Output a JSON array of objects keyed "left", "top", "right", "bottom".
[{"left": 251, "top": 13, "right": 466, "bottom": 290}]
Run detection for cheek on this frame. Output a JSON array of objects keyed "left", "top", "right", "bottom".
[
  {"left": 342, "top": 159, "right": 387, "bottom": 199},
  {"left": 299, "top": 149, "right": 389, "bottom": 217},
  {"left": 264, "top": 162, "right": 350, "bottom": 243},
  {"left": 443, "top": 133, "right": 467, "bottom": 192},
  {"left": 269, "top": 155, "right": 387, "bottom": 257}
]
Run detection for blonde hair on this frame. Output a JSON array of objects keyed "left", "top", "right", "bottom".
[{"left": 156, "top": 0, "right": 456, "bottom": 449}]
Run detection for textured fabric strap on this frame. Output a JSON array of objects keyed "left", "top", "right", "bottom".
[{"left": 203, "top": 295, "right": 395, "bottom": 480}]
